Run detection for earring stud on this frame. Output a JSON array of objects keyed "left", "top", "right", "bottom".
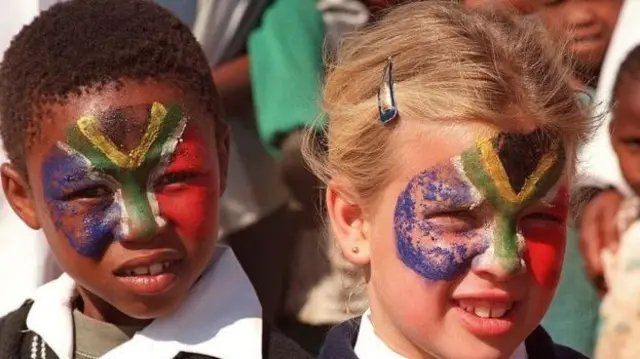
[{"left": 351, "top": 246, "right": 360, "bottom": 254}]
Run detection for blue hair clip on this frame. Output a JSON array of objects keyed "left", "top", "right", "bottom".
[{"left": 377, "top": 57, "right": 399, "bottom": 125}]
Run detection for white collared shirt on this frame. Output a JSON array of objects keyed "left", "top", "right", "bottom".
[
  {"left": 25, "top": 245, "right": 263, "bottom": 359},
  {"left": 354, "top": 310, "right": 527, "bottom": 359}
]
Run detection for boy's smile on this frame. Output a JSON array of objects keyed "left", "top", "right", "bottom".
[{"left": 16, "top": 80, "right": 226, "bottom": 325}]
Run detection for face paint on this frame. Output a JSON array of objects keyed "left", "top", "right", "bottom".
[
  {"left": 523, "top": 185, "right": 569, "bottom": 288},
  {"left": 394, "top": 130, "right": 567, "bottom": 284},
  {"left": 42, "top": 102, "right": 188, "bottom": 257}
]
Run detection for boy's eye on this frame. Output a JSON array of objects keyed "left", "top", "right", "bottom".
[
  {"left": 64, "top": 186, "right": 113, "bottom": 201},
  {"left": 520, "top": 212, "right": 563, "bottom": 225},
  {"left": 156, "top": 171, "right": 198, "bottom": 187}
]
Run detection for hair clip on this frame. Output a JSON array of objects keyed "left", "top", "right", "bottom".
[{"left": 377, "top": 57, "right": 399, "bottom": 125}]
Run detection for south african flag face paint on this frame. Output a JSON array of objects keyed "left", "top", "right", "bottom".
[
  {"left": 394, "top": 129, "right": 569, "bottom": 289},
  {"left": 41, "top": 102, "right": 214, "bottom": 258}
]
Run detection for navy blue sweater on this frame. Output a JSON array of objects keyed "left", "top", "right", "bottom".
[{"left": 318, "top": 317, "right": 589, "bottom": 359}]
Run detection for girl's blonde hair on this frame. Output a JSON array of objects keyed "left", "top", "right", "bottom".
[{"left": 303, "top": 1, "right": 592, "bottom": 206}]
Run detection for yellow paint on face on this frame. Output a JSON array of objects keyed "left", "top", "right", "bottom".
[
  {"left": 75, "top": 102, "right": 167, "bottom": 169},
  {"left": 477, "top": 138, "right": 561, "bottom": 205}
]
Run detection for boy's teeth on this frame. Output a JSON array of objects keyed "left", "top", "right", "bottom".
[
  {"left": 133, "top": 266, "right": 149, "bottom": 275},
  {"left": 149, "top": 263, "right": 163, "bottom": 275},
  {"left": 124, "top": 263, "right": 170, "bottom": 276}
]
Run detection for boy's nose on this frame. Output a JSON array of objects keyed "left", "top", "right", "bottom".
[{"left": 118, "top": 193, "right": 166, "bottom": 242}]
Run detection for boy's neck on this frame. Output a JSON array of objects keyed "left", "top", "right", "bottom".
[{"left": 76, "top": 288, "right": 153, "bottom": 327}]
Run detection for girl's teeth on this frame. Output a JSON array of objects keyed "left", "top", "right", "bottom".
[
  {"left": 491, "top": 308, "right": 507, "bottom": 318},
  {"left": 474, "top": 307, "right": 491, "bottom": 318},
  {"left": 461, "top": 303, "right": 512, "bottom": 319}
]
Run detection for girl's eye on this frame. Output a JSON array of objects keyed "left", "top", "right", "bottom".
[
  {"left": 156, "top": 172, "right": 198, "bottom": 187},
  {"left": 426, "top": 210, "right": 479, "bottom": 231},
  {"left": 64, "top": 186, "right": 113, "bottom": 201}
]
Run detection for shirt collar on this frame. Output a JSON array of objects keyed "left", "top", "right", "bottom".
[
  {"left": 26, "top": 245, "right": 263, "bottom": 359},
  {"left": 354, "top": 309, "right": 528, "bottom": 359}
]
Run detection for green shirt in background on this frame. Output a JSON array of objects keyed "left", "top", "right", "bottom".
[{"left": 248, "top": 0, "right": 325, "bottom": 154}]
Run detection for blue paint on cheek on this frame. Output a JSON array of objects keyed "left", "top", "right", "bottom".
[
  {"left": 42, "top": 146, "right": 120, "bottom": 258},
  {"left": 394, "top": 164, "right": 486, "bottom": 281}
]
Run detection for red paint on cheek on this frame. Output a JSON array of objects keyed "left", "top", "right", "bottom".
[
  {"left": 523, "top": 186, "right": 570, "bottom": 289},
  {"left": 155, "top": 127, "right": 219, "bottom": 241}
]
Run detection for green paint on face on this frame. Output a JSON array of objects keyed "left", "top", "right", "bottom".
[
  {"left": 65, "top": 103, "right": 185, "bottom": 238},
  {"left": 459, "top": 133, "right": 566, "bottom": 272}
]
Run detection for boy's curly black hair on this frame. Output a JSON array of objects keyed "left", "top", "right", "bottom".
[{"left": 0, "top": 0, "right": 221, "bottom": 176}]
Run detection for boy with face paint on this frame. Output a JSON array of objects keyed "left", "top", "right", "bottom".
[
  {"left": 306, "top": 2, "right": 593, "bottom": 359},
  {"left": 595, "top": 44, "right": 640, "bottom": 359},
  {"left": 0, "top": 1, "right": 311, "bottom": 358}
]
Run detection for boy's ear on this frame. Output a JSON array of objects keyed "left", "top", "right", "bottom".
[
  {"left": 326, "top": 179, "right": 371, "bottom": 266},
  {"left": 216, "top": 123, "right": 230, "bottom": 196},
  {"left": 1, "top": 163, "right": 41, "bottom": 229}
]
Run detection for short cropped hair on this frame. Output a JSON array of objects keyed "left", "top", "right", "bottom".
[{"left": 0, "top": 0, "right": 220, "bottom": 175}]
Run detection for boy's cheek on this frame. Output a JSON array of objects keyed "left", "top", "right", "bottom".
[
  {"left": 155, "top": 185, "right": 218, "bottom": 240},
  {"left": 44, "top": 200, "right": 120, "bottom": 258}
]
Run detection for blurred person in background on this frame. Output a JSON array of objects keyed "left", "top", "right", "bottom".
[
  {"left": 190, "top": 0, "right": 296, "bottom": 327},
  {"left": 249, "top": 0, "right": 412, "bottom": 354},
  {"left": 538, "top": 0, "right": 622, "bottom": 88}
]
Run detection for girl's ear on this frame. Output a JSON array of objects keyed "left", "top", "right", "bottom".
[
  {"left": 326, "top": 179, "right": 371, "bottom": 266},
  {"left": 1, "top": 163, "right": 41, "bottom": 229}
]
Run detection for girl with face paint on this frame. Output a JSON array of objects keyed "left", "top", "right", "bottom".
[{"left": 305, "top": 2, "right": 593, "bottom": 359}]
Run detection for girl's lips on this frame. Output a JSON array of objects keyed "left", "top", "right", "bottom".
[{"left": 453, "top": 300, "right": 518, "bottom": 337}]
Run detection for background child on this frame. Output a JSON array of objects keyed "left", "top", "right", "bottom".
[
  {"left": 0, "top": 1, "right": 309, "bottom": 358},
  {"left": 595, "top": 44, "right": 640, "bottom": 359},
  {"left": 538, "top": 0, "right": 622, "bottom": 88},
  {"left": 304, "top": 2, "right": 592, "bottom": 358}
]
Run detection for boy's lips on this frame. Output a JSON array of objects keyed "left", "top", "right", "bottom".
[{"left": 113, "top": 250, "right": 184, "bottom": 295}]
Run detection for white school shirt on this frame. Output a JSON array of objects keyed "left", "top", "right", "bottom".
[
  {"left": 354, "top": 309, "right": 527, "bottom": 359},
  {"left": 0, "top": 0, "right": 64, "bottom": 318},
  {"left": 25, "top": 246, "right": 263, "bottom": 359},
  {"left": 577, "top": 0, "right": 640, "bottom": 195}
]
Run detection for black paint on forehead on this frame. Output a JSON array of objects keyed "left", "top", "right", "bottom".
[
  {"left": 492, "top": 128, "right": 557, "bottom": 193},
  {"left": 94, "top": 104, "right": 154, "bottom": 152}
]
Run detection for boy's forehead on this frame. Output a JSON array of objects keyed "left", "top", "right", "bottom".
[
  {"left": 35, "top": 80, "right": 209, "bottom": 148},
  {"left": 87, "top": 104, "right": 161, "bottom": 152}
]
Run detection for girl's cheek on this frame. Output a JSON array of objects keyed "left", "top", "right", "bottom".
[
  {"left": 523, "top": 186, "right": 570, "bottom": 290},
  {"left": 523, "top": 225, "right": 566, "bottom": 290}
]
